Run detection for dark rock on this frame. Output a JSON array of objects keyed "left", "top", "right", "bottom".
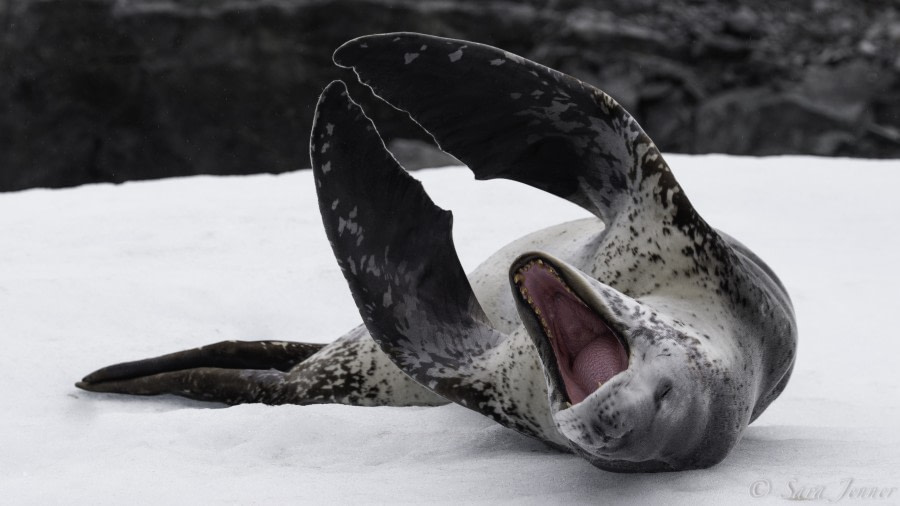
[
  {"left": 693, "top": 33, "right": 754, "bottom": 59},
  {"left": 387, "top": 139, "right": 461, "bottom": 170},
  {"left": 637, "top": 80, "right": 696, "bottom": 152},
  {"left": 695, "top": 88, "right": 900, "bottom": 157},
  {"left": 725, "top": 6, "right": 762, "bottom": 37},
  {"left": 1, "top": 0, "right": 899, "bottom": 192},
  {"left": 858, "top": 40, "right": 878, "bottom": 57}
]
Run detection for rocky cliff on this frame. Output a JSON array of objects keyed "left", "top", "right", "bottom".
[{"left": 1, "top": 0, "right": 897, "bottom": 191}]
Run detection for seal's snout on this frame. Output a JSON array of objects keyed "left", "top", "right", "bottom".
[{"left": 511, "top": 255, "right": 629, "bottom": 405}]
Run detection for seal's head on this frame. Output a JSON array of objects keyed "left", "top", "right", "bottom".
[{"left": 511, "top": 252, "right": 756, "bottom": 472}]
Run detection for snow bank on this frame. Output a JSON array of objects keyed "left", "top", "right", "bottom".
[{"left": 1, "top": 155, "right": 898, "bottom": 504}]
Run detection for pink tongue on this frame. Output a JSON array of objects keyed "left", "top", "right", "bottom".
[{"left": 572, "top": 339, "right": 629, "bottom": 393}]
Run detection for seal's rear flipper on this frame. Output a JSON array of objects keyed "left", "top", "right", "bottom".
[
  {"left": 334, "top": 33, "right": 700, "bottom": 230},
  {"left": 77, "top": 367, "right": 288, "bottom": 405},
  {"left": 76, "top": 340, "right": 324, "bottom": 404},
  {"left": 312, "top": 82, "right": 559, "bottom": 441}
]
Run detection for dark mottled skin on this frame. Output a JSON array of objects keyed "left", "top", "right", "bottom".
[{"left": 77, "top": 34, "right": 797, "bottom": 473}]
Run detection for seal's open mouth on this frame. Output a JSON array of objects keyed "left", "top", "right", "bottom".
[{"left": 514, "top": 259, "right": 629, "bottom": 405}]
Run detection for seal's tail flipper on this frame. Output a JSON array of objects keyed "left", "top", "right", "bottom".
[
  {"left": 76, "top": 340, "right": 324, "bottom": 404},
  {"left": 76, "top": 367, "right": 289, "bottom": 405},
  {"left": 311, "top": 82, "right": 557, "bottom": 441},
  {"left": 333, "top": 33, "right": 699, "bottom": 229}
]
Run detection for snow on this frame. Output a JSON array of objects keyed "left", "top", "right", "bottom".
[{"left": 1, "top": 155, "right": 899, "bottom": 504}]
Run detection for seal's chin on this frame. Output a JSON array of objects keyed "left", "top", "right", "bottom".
[{"left": 513, "top": 259, "right": 629, "bottom": 405}]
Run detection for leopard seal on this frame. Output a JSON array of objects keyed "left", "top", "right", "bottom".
[{"left": 77, "top": 33, "right": 797, "bottom": 472}]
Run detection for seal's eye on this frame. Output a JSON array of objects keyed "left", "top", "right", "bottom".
[{"left": 514, "top": 259, "right": 629, "bottom": 404}]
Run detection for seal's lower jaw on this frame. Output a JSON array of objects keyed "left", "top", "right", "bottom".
[{"left": 513, "top": 257, "right": 629, "bottom": 406}]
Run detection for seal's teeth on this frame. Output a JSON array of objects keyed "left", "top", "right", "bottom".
[
  {"left": 564, "top": 401, "right": 572, "bottom": 408},
  {"left": 513, "top": 273, "right": 523, "bottom": 284},
  {"left": 537, "top": 259, "right": 544, "bottom": 265},
  {"left": 539, "top": 317, "right": 552, "bottom": 338}
]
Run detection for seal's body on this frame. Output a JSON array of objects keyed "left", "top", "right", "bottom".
[{"left": 78, "top": 34, "right": 797, "bottom": 472}]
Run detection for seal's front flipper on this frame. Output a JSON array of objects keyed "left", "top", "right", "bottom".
[
  {"left": 334, "top": 33, "right": 698, "bottom": 230},
  {"left": 76, "top": 340, "right": 324, "bottom": 404},
  {"left": 312, "top": 82, "right": 560, "bottom": 442}
]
